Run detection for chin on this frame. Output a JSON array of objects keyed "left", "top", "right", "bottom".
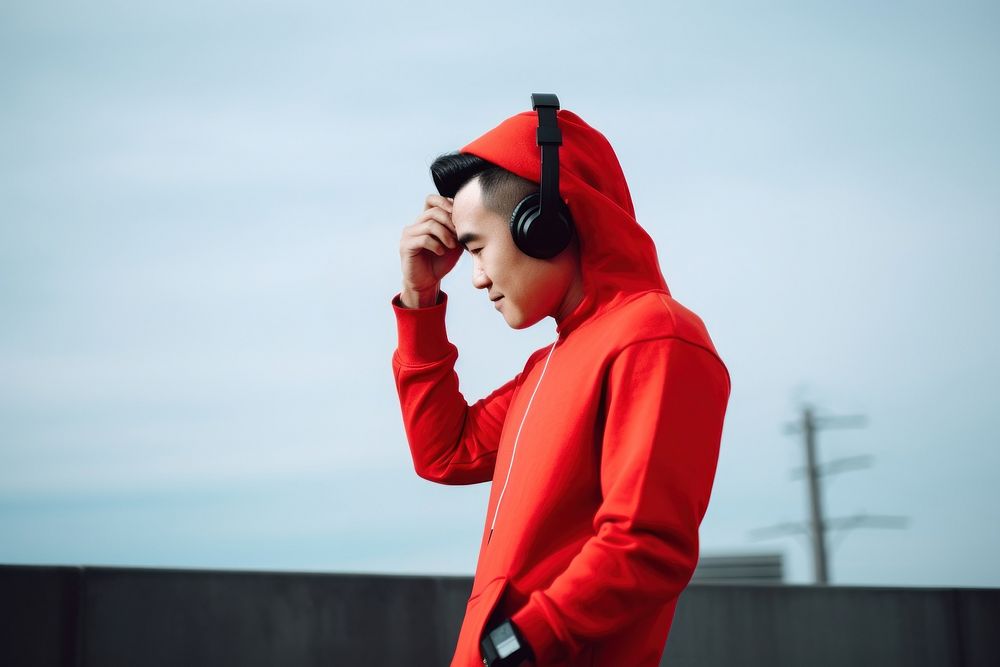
[{"left": 503, "top": 310, "right": 544, "bottom": 330}]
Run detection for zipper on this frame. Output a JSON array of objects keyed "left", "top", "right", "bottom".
[{"left": 487, "top": 340, "right": 558, "bottom": 545}]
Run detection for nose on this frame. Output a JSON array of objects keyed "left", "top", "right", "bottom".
[{"left": 471, "top": 257, "right": 491, "bottom": 291}]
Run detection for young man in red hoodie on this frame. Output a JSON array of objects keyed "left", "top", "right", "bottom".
[{"left": 392, "top": 96, "right": 731, "bottom": 666}]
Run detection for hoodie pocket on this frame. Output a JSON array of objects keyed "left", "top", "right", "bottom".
[{"left": 452, "top": 576, "right": 509, "bottom": 667}]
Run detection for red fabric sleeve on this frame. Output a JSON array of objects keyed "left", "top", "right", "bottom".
[
  {"left": 391, "top": 292, "right": 519, "bottom": 485},
  {"left": 510, "top": 337, "right": 731, "bottom": 663}
]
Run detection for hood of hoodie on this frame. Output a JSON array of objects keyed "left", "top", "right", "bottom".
[{"left": 460, "top": 108, "right": 670, "bottom": 336}]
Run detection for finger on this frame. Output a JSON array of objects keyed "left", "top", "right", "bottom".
[
  {"left": 437, "top": 207, "right": 457, "bottom": 234},
  {"left": 405, "top": 213, "right": 454, "bottom": 242},
  {"left": 420, "top": 218, "right": 457, "bottom": 247},
  {"left": 414, "top": 204, "right": 453, "bottom": 225},
  {"left": 402, "top": 226, "right": 448, "bottom": 253},
  {"left": 413, "top": 235, "right": 447, "bottom": 256},
  {"left": 413, "top": 207, "right": 456, "bottom": 237},
  {"left": 424, "top": 194, "right": 454, "bottom": 213}
]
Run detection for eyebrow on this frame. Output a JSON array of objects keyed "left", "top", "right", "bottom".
[{"left": 457, "top": 232, "right": 482, "bottom": 249}]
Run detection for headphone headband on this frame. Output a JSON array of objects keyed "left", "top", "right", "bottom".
[
  {"left": 507, "top": 93, "right": 575, "bottom": 259},
  {"left": 531, "top": 93, "right": 562, "bottom": 228}
]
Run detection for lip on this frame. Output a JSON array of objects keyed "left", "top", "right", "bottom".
[{"left": 492, "top": 296, "right": 504, "bottom": 308}]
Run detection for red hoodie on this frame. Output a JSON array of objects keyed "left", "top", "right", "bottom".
[{"left": 392, "top": 108, "right": 731, "bottom": 666}]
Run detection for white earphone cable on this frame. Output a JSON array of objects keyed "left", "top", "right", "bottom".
[{"left": 487, "top": 339, "right": 559, "bottom": 543}]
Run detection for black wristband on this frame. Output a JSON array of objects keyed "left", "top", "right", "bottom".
[{"left": 480, "top": 618, "right": 532, "bottom": 666}]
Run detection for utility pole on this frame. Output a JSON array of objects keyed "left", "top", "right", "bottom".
[
  {"left": 788, "top": 405, "right": 865, "bottom": 585},
  {"left": 751, "top": 403, "right": 907, "bottom": 585},
  {"left": 803, "top": 406, "right": 829, "bottom": 583}
]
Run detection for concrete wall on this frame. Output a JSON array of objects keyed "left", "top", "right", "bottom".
[
  {"left": 663, "top": 583, "right": 1000, "bottom": 667},
  {"left": 2, "top": 565, "right": 998, "bottom": 666}
]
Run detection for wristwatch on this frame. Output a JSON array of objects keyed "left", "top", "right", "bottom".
[{"left": 480, "top": 618, "right": 532, "bottom": 666}]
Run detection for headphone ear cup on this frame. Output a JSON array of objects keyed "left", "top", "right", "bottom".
[
  {"left": 510, "top": 193, "right": 574, "bottom": 260},
  {"left": 509, "top": 194, "right": 540, "bottom": 256}
]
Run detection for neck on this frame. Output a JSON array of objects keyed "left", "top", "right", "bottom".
[{"left": 553, "top": 269, "right": 585, "bottom": 325}]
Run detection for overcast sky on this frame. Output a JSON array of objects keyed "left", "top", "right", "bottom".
[{"left": 1, "top": 1, "right": 998, "bottom": 587}]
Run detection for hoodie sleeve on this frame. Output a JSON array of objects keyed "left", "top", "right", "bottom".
[
  {"left": 391, "top": 291, "right": 518, "bottom": 485},
  {"left": 510, "top": 336, "right": 730, "bottom": 663}
]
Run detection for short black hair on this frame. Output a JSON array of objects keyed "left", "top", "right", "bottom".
[{"left": 430, "top": 152, "right": 537, "bottom": 220}]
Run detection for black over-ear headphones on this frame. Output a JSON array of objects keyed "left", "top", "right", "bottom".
[{"left": 509, "top": 93, "right": 576, "bottom": 260}]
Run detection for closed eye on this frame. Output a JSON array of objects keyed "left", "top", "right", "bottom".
[
  {"left": 458, "top": 232, "right": 483, "bottom": 253},
  {"left": 467, "top": 247, "right": 482, "bottom": 255}
]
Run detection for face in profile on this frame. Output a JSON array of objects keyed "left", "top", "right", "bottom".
[{"left": 451, "top": 177, "right": 582, "bottom": 329}]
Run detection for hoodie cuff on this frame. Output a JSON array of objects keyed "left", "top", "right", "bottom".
[
  {"left": 510, "top": 593, "right": 568, "bottom": 665},
  {"left": 391, "top": 291, "right": 452, "bottom": 364}
]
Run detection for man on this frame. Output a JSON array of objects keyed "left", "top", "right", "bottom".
[{"left": 392, "top": 96, "right": 731, "bottom": 666}]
